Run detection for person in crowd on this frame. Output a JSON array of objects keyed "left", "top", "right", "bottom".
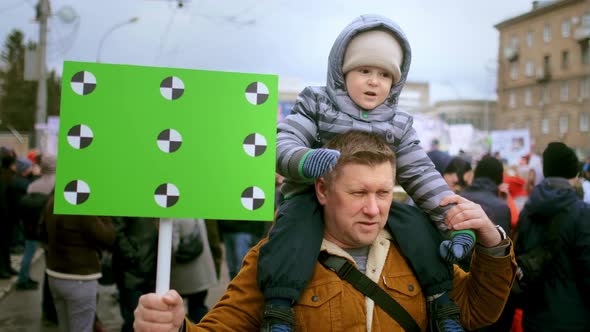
[
  {"left": 16, "top": 154, "right": 56, "bottom": 290},
  {"left": 204, "top": 219, "right": 223, "bottom": 279},
  {"left": 218, "top": 218, "right": 267, "bottom": 280},
  {"left": 40, "top": 194, "right": 115, "bottom": 332},
  {"left": 446, "top": 157, "right": 473, "bottom": 193},
  {"left": 0, "top": 152, "right": 18, "bottom": 278},
  {"left": 428, "top": 151, "right": 460, "bottom": 191},
  {"left": 581, "top": 162, "right": 590, "bottom": 204},
  {"left": 171, "top": 218, "right": 218, "bottom": 323},
  {"left": 514, "top": 142, "right": 590, "bottom": 331},
  {"left": 112, "top": 216, "right": 159, "bottom": 332},
  {"left": 11, "top": 158, "right": 37, "bottom": 253},
  {"left": 503, "top": 164, "right": 528, "bottom": 213},
  {"left": 461, "top": 156, "right": 511, "bottom": 234},
  {"left": 527, "top": 145, "right": 544, "bottom": 190},
  {"left": 133, "top": 130, "right": 516, "bottom": 332},
  {"left": 459, "top": 156, "right": 511, "bottom": 270},
  {"left": 260, "top": 15, "right": 477, "bottom": 331}
]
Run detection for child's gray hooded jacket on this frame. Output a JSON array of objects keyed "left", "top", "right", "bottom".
[{"left": 277, "top": 14, "right": 453, "bottom": 225}]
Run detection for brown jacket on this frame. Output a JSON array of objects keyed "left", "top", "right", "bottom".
[
  {"left": 42, "top": 195, "right": 115, "bottom": 276},
  {"left": 189, "top": 230, "right": 517, "bottom": 331}
]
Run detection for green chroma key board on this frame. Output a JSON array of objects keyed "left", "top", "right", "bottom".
[{"left": 54, "top": 61, "right": 277, "bottom": 221}]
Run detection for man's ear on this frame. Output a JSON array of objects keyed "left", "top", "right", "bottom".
[{"left": 315, "top": 177, "right": 328, "bottom": 206}]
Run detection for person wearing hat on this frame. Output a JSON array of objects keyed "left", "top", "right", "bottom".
[
  {"left": 458, "top": 157, "right": 512, "bottom": 268},
  {"left": 514, "top": 142, "right": 590, "bottom": 332},
  {"left": 256, "top": 14, "right": 478, "bottom": 331}
]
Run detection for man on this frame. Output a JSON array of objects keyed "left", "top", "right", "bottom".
[
  {"left": 515, "top": 142, "right": 590, "bottom": 332},
  {"left": 134, "top": 131, "right": 517, "bottom": 331},
  {"left": 460, "top": 156, "right": 511, "bottom": 236}
]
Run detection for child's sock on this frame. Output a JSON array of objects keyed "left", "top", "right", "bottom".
[
  {"left": 439, "top": 230, "right": 476, "bottom": 262},
  {"left": 428, "top": 292, "right": 464, "bottom": 332}
]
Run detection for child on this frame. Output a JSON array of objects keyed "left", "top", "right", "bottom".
[{"left": 259, "top": 14, "right": 475, "bottom": 332}]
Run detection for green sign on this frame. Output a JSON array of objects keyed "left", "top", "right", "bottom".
[{"left": 55, "top": 61, "right": 277, "bottom": 221}]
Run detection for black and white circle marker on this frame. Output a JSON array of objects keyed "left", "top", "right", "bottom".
[
  {"left": 71, "top": 71, "right": 97, "bottom": 96},
  {"left": 67, "top": 124, "right": 94, "bottom": 149},
  {"left": 160, "top": 76, "right": 185, "bottom": 100},
  {"left": 242, "top": 133, "right": 267, "bottom": 157},
  {"left": 154, "top": 183, "right": 180, "bottom": 208},
  {"left": 157, "top": 129, "right": 182, "bottom": 153},
  {"left": 245, "top": 82, "right": 269, "bottom": 105},
  {"left": 241, "top": 186, "right": 265, "bottom": 210},
  {"left": 64, "top": 180, "right": 90, "bottom": 205}
]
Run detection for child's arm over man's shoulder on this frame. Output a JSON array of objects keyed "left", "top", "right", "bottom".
[
  {"left": 392, "top": 114, "right": 454, "bottom": 225},
  {"left": 276, "top": 87, "right": 321, "bottom": 181}
]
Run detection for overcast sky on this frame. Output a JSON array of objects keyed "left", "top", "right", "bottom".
[{"left": 0, "top": 0, "right": 533, "bottom": 103}]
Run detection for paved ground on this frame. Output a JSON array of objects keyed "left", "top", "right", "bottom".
[{"left": 0, "top": 251, "right": 230, "bottom": 332}]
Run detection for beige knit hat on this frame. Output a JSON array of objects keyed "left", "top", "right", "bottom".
[{"left": 342, "top": 29, "right": 403, "bottom": 84}]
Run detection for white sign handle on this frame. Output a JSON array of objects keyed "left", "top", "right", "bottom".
[{"left": 155, "top": 218, "right": 173, "bottom": 295}]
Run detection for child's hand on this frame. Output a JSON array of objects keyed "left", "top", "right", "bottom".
[{"left": 302, "top": 148, "right": 340, "bottom": 178}]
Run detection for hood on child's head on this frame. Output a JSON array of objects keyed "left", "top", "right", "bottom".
[{"left": 326, "top": 14, "right": 412, "bottom": 117}]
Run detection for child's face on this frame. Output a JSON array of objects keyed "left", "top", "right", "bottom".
[{"left": 345, "top": 66, "right": 393, "bottom": 111}]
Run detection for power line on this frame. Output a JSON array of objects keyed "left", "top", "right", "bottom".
[{"left": 155, "top": 7, "right": 178, "bottom": 64}]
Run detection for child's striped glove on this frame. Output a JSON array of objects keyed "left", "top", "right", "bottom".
[
  {"left": 301, "top": 148, "right": 340, "bottom": 179},
  {"left": 439, "top": 230, "right": 476, "bottom": 262}
]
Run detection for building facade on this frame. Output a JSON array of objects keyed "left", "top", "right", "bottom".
[
  {"left": 495, "top": 0, "right": 590, "bottom": 155},
  {"left": 423, "top": 99, "right": 497, "bottom": 131}
]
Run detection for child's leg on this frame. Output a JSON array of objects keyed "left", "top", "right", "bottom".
[
  {"left": 258, "top": 189, "right": 324, "bottom": 304},
  {"left": 388, "top": 201, "right": 453, "bottom": 295},
  {"left": 387, "top": 201, "right": 464, "bottom": 332}
]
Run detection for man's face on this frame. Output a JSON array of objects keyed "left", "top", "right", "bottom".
[
  {"left": 316, "top": 162, "right": 395, "bottom": 248},
  {"left": 345, "top": 66, "right": 393, "bottom": 110}
]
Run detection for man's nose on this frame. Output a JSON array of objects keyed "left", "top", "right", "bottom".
[
  {"left": 363, "top": 195, "right": 380, "bottom": 217},
  {"left": 367, "top": 74, "right": 378, "bottom": 85}
]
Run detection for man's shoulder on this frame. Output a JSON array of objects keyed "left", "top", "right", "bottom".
[{"left": 389, "top": 201, "right": 429, "bottom": 220}]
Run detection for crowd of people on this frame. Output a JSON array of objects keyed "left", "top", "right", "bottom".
[{"left": 1, "top": 13, "right": 589, "bottom": 332}]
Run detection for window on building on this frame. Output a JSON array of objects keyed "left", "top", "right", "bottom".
[
  {"left": 582, "top": 45, "right": 589, "bottom": 65},
  {"left": 560, "top": 81, "right": 569, "bottom": 101},
  {"left": 559, "top": 114, "right": 569, "bottom": 134},
  {"left": 580, "top": 113, "right": 589, "bottom": 132},
  {"left": 525, "top": 119, "right": 531, "bottom": 130},
  {"left": 525, "top": 88, "right": 532, "bottom": 106},
  {"left": 510, "top": 62, "right": 518, "bottom": 80},
  {"left": 561, "top": 50, "right": 569, "bottom": 69},
  {"left": 509, "top": 91, "right": 516, "bottom": 108},
  {"left": 526, "top": 30, "right": 534, "bottom": 47},
  {"left": 542, "top": 118, "right": 549, "bottom": 134},
  {"left": 511, "top": 34, "right": 519, "bottom": 49},
  {"left": 543, "top": 24, "right": 551, "bottom": 42},
  {"left": 581, "top": 113, "right": 589, "bottom": 132},
  {"left": 581, "top": 77, "right": 590, "bottom": 99},
  {"left": 525, "top": 61, "right": 534, "bottom": 76},
  {"left": 542, "top": 84, "right": 551, "bottom": 104},
  {"left": 543, "top": 54, "right": 551, "bottom": 73},
  {"left": 561, "top": 19, "right": 570, "bottom": 37}
]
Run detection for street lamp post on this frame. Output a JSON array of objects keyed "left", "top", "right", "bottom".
[
  {"left": 34, "top": 0, "right": 50, "bottom": 150},
  {"left": 96, "top": 17, "right": 139, "bottom": 63}
]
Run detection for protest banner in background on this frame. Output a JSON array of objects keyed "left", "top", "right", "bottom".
[
  {"left": 490, "top": 129, "right": 530, "bottom": 166},
  {"left": 55, "top": 61, "right": 278, "bottom": 222}
]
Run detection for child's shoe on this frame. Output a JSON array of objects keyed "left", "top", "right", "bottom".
[
  {"left": 260, "top": 304, "right": 295, "bottom": 332},
  {"left": 429, "top": 293, "right": 464, "bottom": 332}
]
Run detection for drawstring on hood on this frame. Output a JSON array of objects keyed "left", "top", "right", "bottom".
[{"left": 326, "top": 14, "right": 412, "bottom": 122}]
